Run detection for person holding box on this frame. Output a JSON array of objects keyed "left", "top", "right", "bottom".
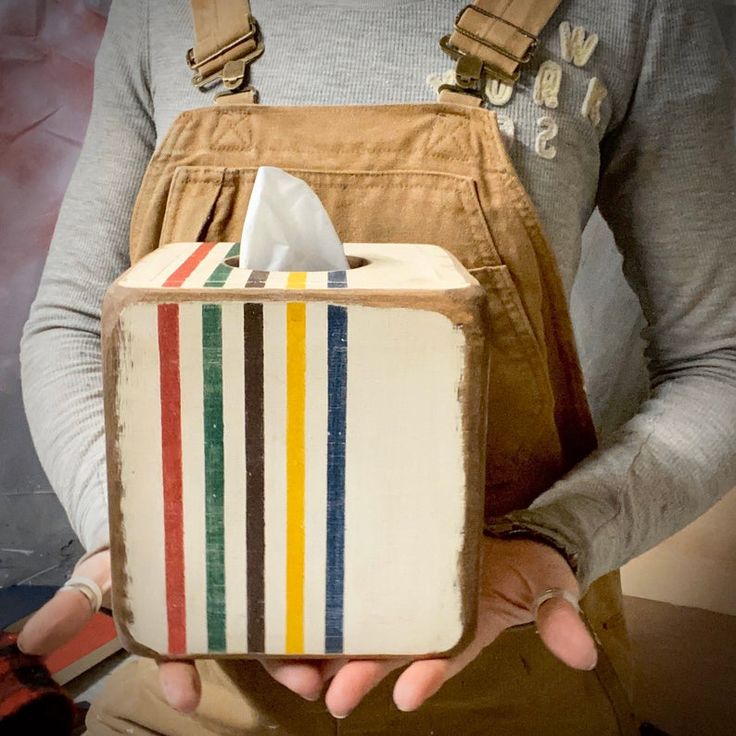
[{"left": 18, "top": 0, "right": 736, "bottom": 733}]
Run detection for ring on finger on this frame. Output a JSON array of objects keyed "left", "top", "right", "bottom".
[
  {"left": 60, "top": 575, "right": 103, "bottom": 613},
  {"left": 531, "top": 587, "right": 579, "bottom": 619}
]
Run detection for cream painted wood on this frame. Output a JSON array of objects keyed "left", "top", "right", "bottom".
[
  {"left": 179, "top": 302, "right": 208, "bottom": 654},
  {"left": 116, "top": 305, "right": 167, "bottom": 651},
  {"left": 118, "top": 242, "right": 477, "bottom": 291},
  {"left": 302, "top": 302, "right": 329, "bottom": 655},
  {"left": 262, "top": 301, "right": 288, "bottom": 655},
  {"left": 221, "top": 303, "right": 248, "bottom": 652},
  {"left": 104, "top": 242, "right": 489, "bottom": 659},
  {"left": 342, "top": 307, "right": 467, "bottom": 654}
]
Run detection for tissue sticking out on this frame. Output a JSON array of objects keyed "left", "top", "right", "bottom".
[{"left": 239, "top": 167, "right": 349, "bottom": 272}]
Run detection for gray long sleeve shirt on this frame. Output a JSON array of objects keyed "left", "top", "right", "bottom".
[{"left": 21, "top": 0, "right": 736, "bottom": 590}]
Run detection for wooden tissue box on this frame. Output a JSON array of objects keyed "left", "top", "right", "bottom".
[{"left": 102, "top": 241, "right": 490, "bottom": 659}]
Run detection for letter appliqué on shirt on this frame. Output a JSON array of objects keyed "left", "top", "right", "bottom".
[
  {"left": 533, "top": 61, "right": 562, "bottom": 109},
  {"left": 427, "top": 69, "right": 515, "bottom": 108},
  {"left": 426, "top": 69, "right": 456, "bottom": 93},
  {"left": 485, "top": 79, "right": 514, "bottom": 106},
  {"left": 559, "top": 21, "right": 599, "bottom": 67},
  {"left": 535, "top": 116, "right": 559, "bottom": 160},
  {"left": 582, "top": 77, "right": 608, "bottom": 127},
  {"left": 497, "top": 114, "right": 515, "bottom": 143}
]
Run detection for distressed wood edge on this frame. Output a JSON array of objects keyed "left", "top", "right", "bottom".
[
  {"left": 101, "top": 291, "right": 138, "bottom": 654},
  {"left": 102, "top": 279, "right": 490, "bottom": 659}
]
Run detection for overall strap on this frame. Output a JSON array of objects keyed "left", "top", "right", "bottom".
[
  {"left": 439, "top": 0, "right": 562, "bottom": 106},
  {"left": 187, "top": 0, "right": 262, "bottom": 103},
  {"left": 185, "top": 0, "right": 561, "bottom": 106}
]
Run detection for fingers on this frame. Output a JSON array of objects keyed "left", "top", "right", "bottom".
[
  {"left": 17, "top": 588, "right": 95, "bottom": 655},
  {"left": 392, "top": 614, "right": 495, "bottom": 713},
  {"left": 160, "top": 656, "right": 347, "bottom": 714},
  {"left": 324, "top": 658, "right": 409, "bottom": 718},
  {"left": 160, "top": 657, "right": 347, "bottom": 714},
  {"left": 392, "top": 658, "right": 449, "bottom": 713},
  {"left": 158, "top": 660, "right": 201, "bottom": 713},
  {"left": 18, "top": 548, "right": 112, "bottom": 656},
  {"left": 73, "top": 548, "right": 112, "bottom": 603},
  {"left": 391, "top": 594, "right": 596, "bottom": 715},
  {"left": 318, "top": 657, "right": 349, "bottom": 684},
  {"left": 259, "top": 659, "right": 330, "bottom": 701},
  {"left": 535, "top": 596, "right": 597, "bottom": 671}
]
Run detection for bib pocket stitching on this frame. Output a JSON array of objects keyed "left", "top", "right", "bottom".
[{"left": 158, "top": 166, "right": 506, "bottom": 271}]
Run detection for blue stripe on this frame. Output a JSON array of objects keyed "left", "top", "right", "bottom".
[
  {"left": 328, "top": 270, "right": 347, "bottom": 289},
  {"left": 325, "top": 279, "right": 348, "bottom": 651}
]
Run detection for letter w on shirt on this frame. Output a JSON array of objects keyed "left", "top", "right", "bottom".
[{"left": 559, "top": 21, "right": 599, "bottom": 67}]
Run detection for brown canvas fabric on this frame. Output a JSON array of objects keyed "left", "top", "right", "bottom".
[
  {"left": 187, "top": 0, "right": 563, "bottom": 93},
  {"left": 187, "top": 0, "right": 260, "bottom": 87},
  {"left": 129, "top": 103, "right": 597, "bottom": 519},
  {"left": 445, "top": 0, "right": 563, "bottom": 85},
  {"left": 87, "top": 590, "right": 634, "bottom": 734}
]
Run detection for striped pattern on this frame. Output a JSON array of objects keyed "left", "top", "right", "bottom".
[
  {"left": 157, "top": 242, "right": 348, "bottom": 291},
  {"left": 119, "top": 242, "right": 472, "bottom": 292},
  {"left": 163, "top": 242, "right": 218, "bottom": 287},
  {"left": 116, "top": 258, "right": 469, "bottom": 657},
  {"left": 132, "top": 274, "right": 348, "bottom": 655}
]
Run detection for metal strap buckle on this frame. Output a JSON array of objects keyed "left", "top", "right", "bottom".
[
  {"left": 440, "top": 34, "right": 517, "bottom": 87},
  {"left": 186, "top": 16, "right": 264, "bottom": 91},
  {"left": 437, "top": 52, "right": 486, "bottom": 100},
  {"left": 440, "top": 4, "right": 539, "bottom": 87}
]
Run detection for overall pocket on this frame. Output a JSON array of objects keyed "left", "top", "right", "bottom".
[{"left": 158, "top": 166, "right": 504, "bottom": 272}]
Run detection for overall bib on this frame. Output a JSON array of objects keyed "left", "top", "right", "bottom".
[{"left": 89, "top": 1, "right": 637, "bottom": 733}]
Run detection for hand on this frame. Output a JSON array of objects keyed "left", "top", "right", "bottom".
[
  {"left": 17, "top": 548, "right": 112, "bottom": 656},
  {"left": 263, "top": 537, "right": 597, "bottom": 718},
  {"left": 15, "top": 548, "right": 336, "bottom": 715},
  {"left": 16, "top": 549, "right": 200, "bottom": 714}
]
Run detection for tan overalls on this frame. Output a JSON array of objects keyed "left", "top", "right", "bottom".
[{"left": 88, "top": 1, "right": 638, "bottom": 733}]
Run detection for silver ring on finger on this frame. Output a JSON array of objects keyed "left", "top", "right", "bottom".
[
  {"left": 531, "top": 587, "right": 579, "bottom": 620},
  {"left": 60, "top": 575, "right": 103, "bottom": 613}
]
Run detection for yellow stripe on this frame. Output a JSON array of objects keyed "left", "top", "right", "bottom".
[
  {"left": 285, "top": 272, "right": 307, "bottom": 652},
  {"left": 286, "top": 272, "right": 307, "bottom": 290}
]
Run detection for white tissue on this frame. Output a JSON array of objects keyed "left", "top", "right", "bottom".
[{"left": 239, "top": 166, "right": 349, "bottom": 271}]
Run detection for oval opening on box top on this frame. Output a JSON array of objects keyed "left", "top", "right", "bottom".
[{"left": 223, "top": 255, "right": 368, "bottom": 271}]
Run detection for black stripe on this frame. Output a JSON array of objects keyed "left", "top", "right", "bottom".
[{"left": 244, "top": 292, "right": 266, "bottom": 651}]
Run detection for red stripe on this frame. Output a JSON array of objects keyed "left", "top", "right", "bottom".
[
  {"left": 158, "top": 304, "right": 186, "bottom": 654},
  {"left": 163, "top": 242, "right": 217, "bottom": 287}
]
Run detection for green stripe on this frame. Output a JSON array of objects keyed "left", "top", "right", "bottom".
[
  {"left": 204, "top": 243, "right": 240, "bottom": 287},
  {"left": 202, "top": 304, "right": 226, "bottom": 651}
]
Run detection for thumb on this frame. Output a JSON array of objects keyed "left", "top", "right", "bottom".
[{"left": 535, "top": 595, "right": 597, "bottom": 671}]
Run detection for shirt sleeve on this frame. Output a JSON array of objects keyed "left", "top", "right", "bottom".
[
  {"left": 503, "top": 0, "right": 736, "bottom": 591},
  {"left": 20, "top": 0, "right": 155, "bottom": 552}
]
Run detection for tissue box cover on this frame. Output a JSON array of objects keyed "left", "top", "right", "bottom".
[{"left": 103, "top": 242, "right": 490, "bottom": 659}]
